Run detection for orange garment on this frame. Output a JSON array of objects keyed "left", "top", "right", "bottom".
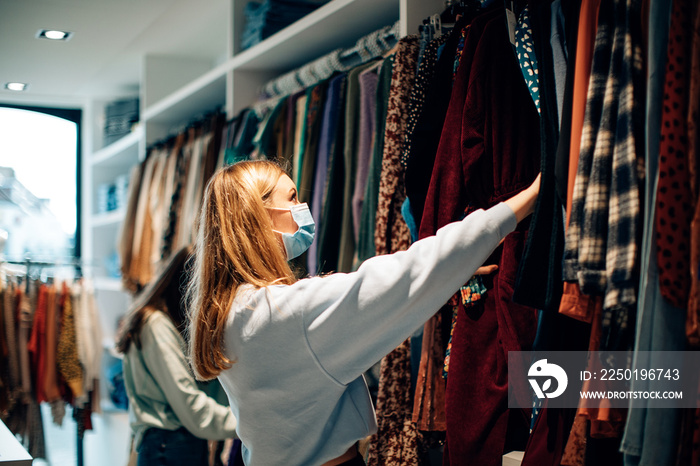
[
  {"left": 561, "top": 298, "right": 627, "bottom": 465},
  {"left": 565, "top": 0, "right": 601, "bottom": 225},
  {"left": 559, "top": 282, "right": 596, "bottom": 323},
  {"left": 411, "top": 312, "right": 446, "bottom": 430},
  {"left": 43, "top": 284, "right": 61, "bottom": 402},
  {"left": 27, "top": 284, "right": 48, "bottom": 403},
  {"left": 578, "top": 299, "right": 626, "bottom": 439},
  {"left": 559, "top": 0, "right": 602, "bottom": 321}
]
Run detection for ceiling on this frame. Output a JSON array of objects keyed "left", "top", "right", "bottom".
[{"left": 0, "top": 0, "right": 230, "bottom": 109}]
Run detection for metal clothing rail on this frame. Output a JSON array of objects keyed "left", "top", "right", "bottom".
[
  {"left": 3, "top": 257, "right": 83, "bottom": 291},
  {"left": 259, "top": 20, "right": 400, "bottom": 100}
]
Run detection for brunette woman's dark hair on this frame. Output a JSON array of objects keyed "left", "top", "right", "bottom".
[{"left": 115, "top": 246, "right": 192, "bottom": 354}]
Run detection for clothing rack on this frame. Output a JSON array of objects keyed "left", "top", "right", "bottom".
[
  {"left": 259, "top": 20, "right": 401, "bottom": 100},
  {"left": 4, "top": 257, "right": 83, "bottom": 291},
  {"left": 148, "top": 109, "right": 225, "bottom": 151},
  {"left": 2, "top": 256, "right": 86, "bottom": 466}
]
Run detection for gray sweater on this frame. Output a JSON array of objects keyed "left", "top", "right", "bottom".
[
  {"left": 123, "top": 311, "right": 237, "bottom": 448},
  {"left": 218, "top": 202, "right": 517, "bottom": 465}
]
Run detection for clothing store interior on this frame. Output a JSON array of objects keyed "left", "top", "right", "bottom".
[{"left": 1, "top": 0, "right": 699, "bottom": 465}]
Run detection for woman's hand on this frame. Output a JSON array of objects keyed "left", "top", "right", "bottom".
[
  {"left": 474, "top": 264, "right": 499, "bottom": 275},
  {"left": 470, "top": 175, "right": 540, "bottom": 277},
  {"left": 504, "top": 173, "right": 541, "bottom": 224}
]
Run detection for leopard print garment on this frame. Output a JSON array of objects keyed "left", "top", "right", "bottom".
[{"left": 367, "top": 36, "right": 421, "bottom": 466}]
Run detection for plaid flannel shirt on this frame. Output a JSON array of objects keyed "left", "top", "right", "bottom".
[{"left": 563, "top": 0, "right": 644, "bottom": 340}]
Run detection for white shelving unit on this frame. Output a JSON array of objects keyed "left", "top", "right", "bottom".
[
  {"left": 79, "top": 0, "right": 445, "bottom": 460},
  {"left": 90, "top": 127, "right": 143, "bottom": 166},
  {"left": 82, "top": 0, "right": 444, "bottom": 376},
  {"left": 90, "top": 209, "right": 126, "bottom": 228},
  {"left": 82, "top": 0, "right": 444, "bottom": 391}
]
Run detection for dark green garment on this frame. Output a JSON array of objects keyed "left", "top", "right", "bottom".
[
  {"left": 298, "top": 81, "right": 328, "bottom": 204},
  {"left": 354, "top": 56, "right": 394, "bottom": 269},
  {"left": 254, "top": 97, "right": 286, "bottom": 159},
  {"left": 337, "top": 59, "right": 382, "bottom": 272},
  {"left": 224, "top": 110, "right": 260, "bottom": 164}
]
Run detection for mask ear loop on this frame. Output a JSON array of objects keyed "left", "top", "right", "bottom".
[{"left": 265, "top": 205, "right": 299, "bottom": 237}]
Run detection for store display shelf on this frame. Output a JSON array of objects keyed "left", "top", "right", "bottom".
[
  {"left": 94, "top": 276, "right": 123, "bottom": 292},
  {"left": 91, "top": 127, "right": 142, "bottom": 167},
  {"left": 231, "top": 0, "right": 399, "bottom": 71},
  {"left": 91, "top": 208, "right": 125, "bottom": 228},
  {"left": 503, "top": 451, "right": 524, "bottom": 466},
  {"left": 141, "top": 72, "right": 226, "bottom": 126},
  {"left": 141, "top": 0, "right": 399, "bottom": 125},
  {"left": 0, "top": 419, "right": 32, "bottom": 465}
]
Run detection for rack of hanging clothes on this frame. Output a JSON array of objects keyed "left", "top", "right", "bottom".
[
  {"left": 210, "top": 0, "right": 700, "bottom": 464},
  {"left": 118, "top": 110, "right": 226, "bottom": 293},
  {"left": 0, "top": 257, "right": 102, "bottom": 466}
]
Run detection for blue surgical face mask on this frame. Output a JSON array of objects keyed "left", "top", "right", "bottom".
[{"left": 267, "top": 203, "right": 315, "bottom": 260}]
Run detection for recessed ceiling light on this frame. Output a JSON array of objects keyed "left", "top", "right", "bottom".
[
  {"left": 37, "top": 29, "right": 73, "bottom": 41},
  {"left": 5, "top": 82, "right": 28, "bottom": 91}
]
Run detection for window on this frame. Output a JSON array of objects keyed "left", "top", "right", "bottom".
[{"left": 0, "top": 105, "right": 81, "bottom": 261}]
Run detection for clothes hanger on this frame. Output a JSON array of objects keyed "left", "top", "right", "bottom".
[
  {"left": 430, "top": 14, "right": 442, "bottom": 38},
  {"left": 440, "top": 0, "right": 483, "bottom": 26},
  {"left": 382, "top": 42, "right": 400, "bottom": 58}
]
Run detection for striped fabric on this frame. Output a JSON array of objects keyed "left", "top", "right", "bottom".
[{"left": 563, "top": 0, "right": 644, "bottom": 348}]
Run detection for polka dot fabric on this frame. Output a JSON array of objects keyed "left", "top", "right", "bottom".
[
  {"left": 514, "top": 6, "right": 541, "bottom": 114},
  {"left": 656, "top": 0, "right": 694, "bottom": 308}
]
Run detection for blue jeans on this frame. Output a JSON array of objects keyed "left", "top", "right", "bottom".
[{"left": 137, "top": 427, "right": 208, "bottom": 466}]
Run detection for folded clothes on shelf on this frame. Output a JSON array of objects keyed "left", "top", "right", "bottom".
[{"left": 241, "top": 0, "right": 329, "bottom": 50}]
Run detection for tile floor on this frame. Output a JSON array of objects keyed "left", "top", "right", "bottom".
[{"left": 33, "top": 403, "right": 130, "bottom": 466}]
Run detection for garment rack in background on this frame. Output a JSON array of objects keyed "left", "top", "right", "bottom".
[
  {"left": 150, "top": 109, "right": 225, "bottom": 151},
  {"left": 3, "top": 257, "right": 83, "bottom": 292},
  {"left": 2, "top": 256, "right": 87, "bottom": 466}
]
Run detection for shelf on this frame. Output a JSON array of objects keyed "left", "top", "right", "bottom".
[
  {"left": 94, "top": 276, "right": 124, "bottom": 292},
  {"left": 141, "top": 71, "right": 226, "bottom": 127},
  {"left": 141, "top": 0, "right": 399, "bottom": 125},
  {"left": 91, "top": 208, "right": 125, "bottom": 228},
  {"left": 503, "top": 451, "right": 524, "bottom": 466},
  {"left": 91, "top": 127, "right": 142, "bottom": 167},
  {"left": 231, "top": 0, "right": 399, "bottom": 71},
  {"left": 0, "top": 419, "right": 32, "bottom": 465}
]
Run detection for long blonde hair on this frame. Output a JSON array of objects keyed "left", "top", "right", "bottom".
[{"left": 186, "top": 160, "right": 295, "bottom": 380}]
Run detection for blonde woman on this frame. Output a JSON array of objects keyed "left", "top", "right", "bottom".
[{"left": 186, "top": 160, "right": 540, "bottom": 466}]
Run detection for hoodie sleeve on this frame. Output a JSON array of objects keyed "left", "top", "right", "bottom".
[{"left": 268, "top": 202, "right": 517, "bottom": 385}]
